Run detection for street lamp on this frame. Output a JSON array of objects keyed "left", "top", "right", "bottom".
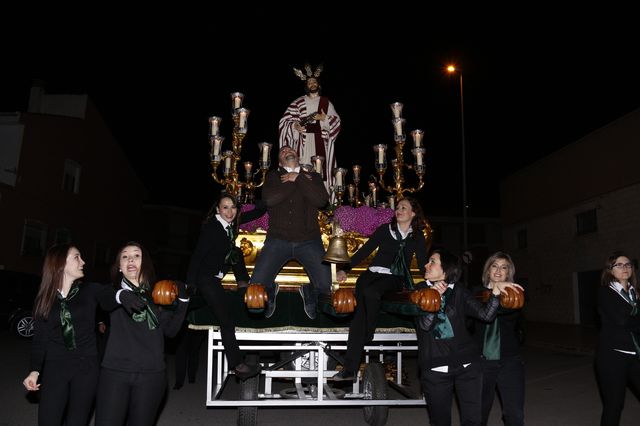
[{"left": 446, "top": 64, "right": 468, "bottom": 255}]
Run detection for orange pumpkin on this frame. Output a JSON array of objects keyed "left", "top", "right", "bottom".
[
  {"left": 332, "top": 288, "right": 356, "bottom": 314},
  {"left": 410, "top": 288, "right": 441, "bottom": 313},
  {"left": 479, "top": 287, "right": 525, "bottom": 309},
  {"left": 152, "top": 280, "right": 178, "bottom": 305},
  {"left": 244, "top": 283, "right": 268, "bottom": 309},
  {"left": 500, "top": 287, "right": 525, "bottom": 309}
]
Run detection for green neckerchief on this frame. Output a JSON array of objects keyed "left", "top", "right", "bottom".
[
  {"left": 389, "top": 225, "right": 414, "bottom": 290},
  {"left": 224, "top": 224, "right": 240, "bottom": 265},
  {"left": 483, "top": 317, "right": 501, "bottom": 360},
  {"left": 123, "top": 277, "right": 159, "bottom": 330},
  {"left": 433, "top": 287, "right": 454, "bottom": 340},
  {"left": 58, "top": 284, "right": 80, "bottom": 350}
]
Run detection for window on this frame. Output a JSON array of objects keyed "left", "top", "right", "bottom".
[
  {"left": 54, "top": 228, "right": 72, "bottom": 244},
  {"left": 21, "top": 220, "right": 47, "bottom": 256},
  {"left": 62, "top": 159, "right": 81, "bottom": 193},
  {"left": 576, "top": 209, "right": 597, "bottom": 235},
  {"left": 516, "top": 229, "right": 527, "bottom": 249}
]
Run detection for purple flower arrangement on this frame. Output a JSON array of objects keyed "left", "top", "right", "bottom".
[
  {"left": 239, "top": 204, "right": 394, "bottom": 237},
  {"left": 239, "top": 204, "right": 269, "bottom": 232},
  {"left": 334, "top": 206, "right": 395, "bottom": 236}
]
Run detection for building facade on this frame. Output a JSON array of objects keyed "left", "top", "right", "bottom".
[
  {"left": 0, "top": 85, "right": 148, "bottom": 281},
  {"left": 501, "top": 108, "right": 640, "bottom": 324}
]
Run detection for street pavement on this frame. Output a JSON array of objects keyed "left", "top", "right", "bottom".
[{"left": 1, "top": 322, "right": 639, "bottom": 425}]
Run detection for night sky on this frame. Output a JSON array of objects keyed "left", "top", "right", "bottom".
[{"left": 3, "top": 7, "right": 640, "bottom": 218}]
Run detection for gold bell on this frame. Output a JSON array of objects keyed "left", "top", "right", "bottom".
[{"left": 323, "top": 236, "right": 351, "bottom": 263}]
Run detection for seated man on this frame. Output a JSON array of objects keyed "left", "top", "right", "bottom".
[{"left": 251, "top": 146, "right": 331, "bottom": 319}]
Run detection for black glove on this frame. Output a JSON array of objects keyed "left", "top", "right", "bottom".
[
  {"left": 175, "top": 280, "right": 188, "bottom": 299},
  {"left": 119, "top": 290, "right": 146, "bottom": 314}
]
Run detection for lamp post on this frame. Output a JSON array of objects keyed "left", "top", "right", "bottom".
[{"left": 447, "top": 65, "right": 468, "bottom": 254}]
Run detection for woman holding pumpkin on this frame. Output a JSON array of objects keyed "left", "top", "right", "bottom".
[
  {"left": 416, "top": 248, "right": 523, "bottom": 426},
  {"left": 22, "top": 243, "right": 119, "bottom": 426},
  {"left": 185, "top": 194, "right": 263, "bottom": 381},
  {"left": 333, "top": 196, "right": 428, "bottom": 381},
  {"left": 95, "top": 242, "right": 188, "bottom": 426},
  {"left": 470, "top": 252, "right": 525, "bottom": 426}
]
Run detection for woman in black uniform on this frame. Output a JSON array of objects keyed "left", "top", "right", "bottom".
[
  {"left": 595, "top": 251, "right": 640, "bottom": 426},
  {"left": 333, "top": 197, "right": 428, "bottom": 381},
  {"left": 95, "top": 241, "right": 188, "bottom": 426},
  {"left": 472, "top": 252, "right": 524, "bottom": 425},
  {"left": 185, "top": 194, "right": 262, "bottom": 381},
  {"left": 23, "top": 243, "right": 117, "bottom": 426}
]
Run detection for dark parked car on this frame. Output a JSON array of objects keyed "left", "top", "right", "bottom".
[{"left": 0, "top": 270, "right": 40, "bottom": 338}]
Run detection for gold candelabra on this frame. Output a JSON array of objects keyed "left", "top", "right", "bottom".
[
  {"left": 209, "top": 92, "right": 272, "bottom": 201},
  {"left": 372, "top": 102, "right": 426, "bottom": 201}
]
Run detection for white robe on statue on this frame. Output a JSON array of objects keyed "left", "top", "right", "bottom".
[{"left": 278, "top": 95, "right": 341, "bottom": 192}]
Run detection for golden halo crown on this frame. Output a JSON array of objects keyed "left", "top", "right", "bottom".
[{"left": 293, "top": 63, "right": 323, "bottom": 81}]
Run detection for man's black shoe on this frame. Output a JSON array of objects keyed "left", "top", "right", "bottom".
[
  {"left": 332, "top": 369, "right": 356, "bottom": 382},
  {"left": 303, "top": 303, "right": 317, "bottom": 320},
  {"left": 299, "top": 285, "right": 317, "bottom": 319},
  {"left": 265, "top": 283, "right": 279, "bottom": 318}
]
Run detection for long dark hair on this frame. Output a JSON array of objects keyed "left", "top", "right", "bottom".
[
  {"left": 601, "top": 250, "right": 637, "bottom": 290},
  {"left": 33, "top": 244, "right": 74, "bottom": 320},
  {"left": 110, "top": 241, "right": 156, "bottom": 291},
  {"left": 391, "top": 196, "right": 425, "bottom": 238}
]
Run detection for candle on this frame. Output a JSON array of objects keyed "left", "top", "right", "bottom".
[
  {"left": 261, "top": 144, "right": 269, "bottom": 162},
  {"left": 312, "top": 156, "right": 323, "bottom": 174},
  {"left": 372, "top": 187, "right": 377, "bottom": 206},
  {"left": 209, "top": 116, "right": 221, "bottom": 136},
  {"left": 390, "top": 102, "right": 403, "bottom": 118},
  {"left": 230, "top": 92, "right": 243, "bottom": 110},
  {"left": 348, "top": 184, "right": 355, "bottom": 200},
  {"left": 411, "top": 129, "right": 424, "bottom": 147},
  {"left": 374, "top": 145, "right": 385, "bottom": 164},
  {"left": 212, "top": 136, "right": 223, "bottom": 156},
  {"left": 336, "top": 170, "right": 343, "bottom": 186},
  {"left": 393, "top": 118, "right": 403, "bottom": 136},
  {"left": 412, "top": 148, "right": 425, "bottom": 166},
  {"left": 352, "top": 165, "right": 361, "bottom": 182},
  {"left": 224, "top": 156, "right": 231, "bottom": 173},
  {"left": 238, "top": 108, "right": 249, "bottom": 130},
  {"left": 244, "top": 161, "right": 253, "bottom": 174}
]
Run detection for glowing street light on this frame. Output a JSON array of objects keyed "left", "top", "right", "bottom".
[{"left": 447, "top": 64, "right": 468, "bottom": 254}]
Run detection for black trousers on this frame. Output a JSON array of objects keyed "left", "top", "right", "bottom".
[
  {"left": 95, "top": 368, "right": 166, "bottom": 426},
  {"left": 198, "top": 277, "right": 242, "bottom": 368},
  {"left": 38, "top": 356, "right": 99, "bottom": 426},
  {"left": 344, "top": 271, "right": 402, "bottom": 372},
  {"left": 480, "top": 356, "right": 525, "bottom": 426},
  {"left": 595, "top": 347, "right": 640, "bottom": 426},
  {"left": 174, "top": 325, "right": 206, "bottom": 386},
  {"left": 422, "top": 362, "right": 483, "bottom": 426}
]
